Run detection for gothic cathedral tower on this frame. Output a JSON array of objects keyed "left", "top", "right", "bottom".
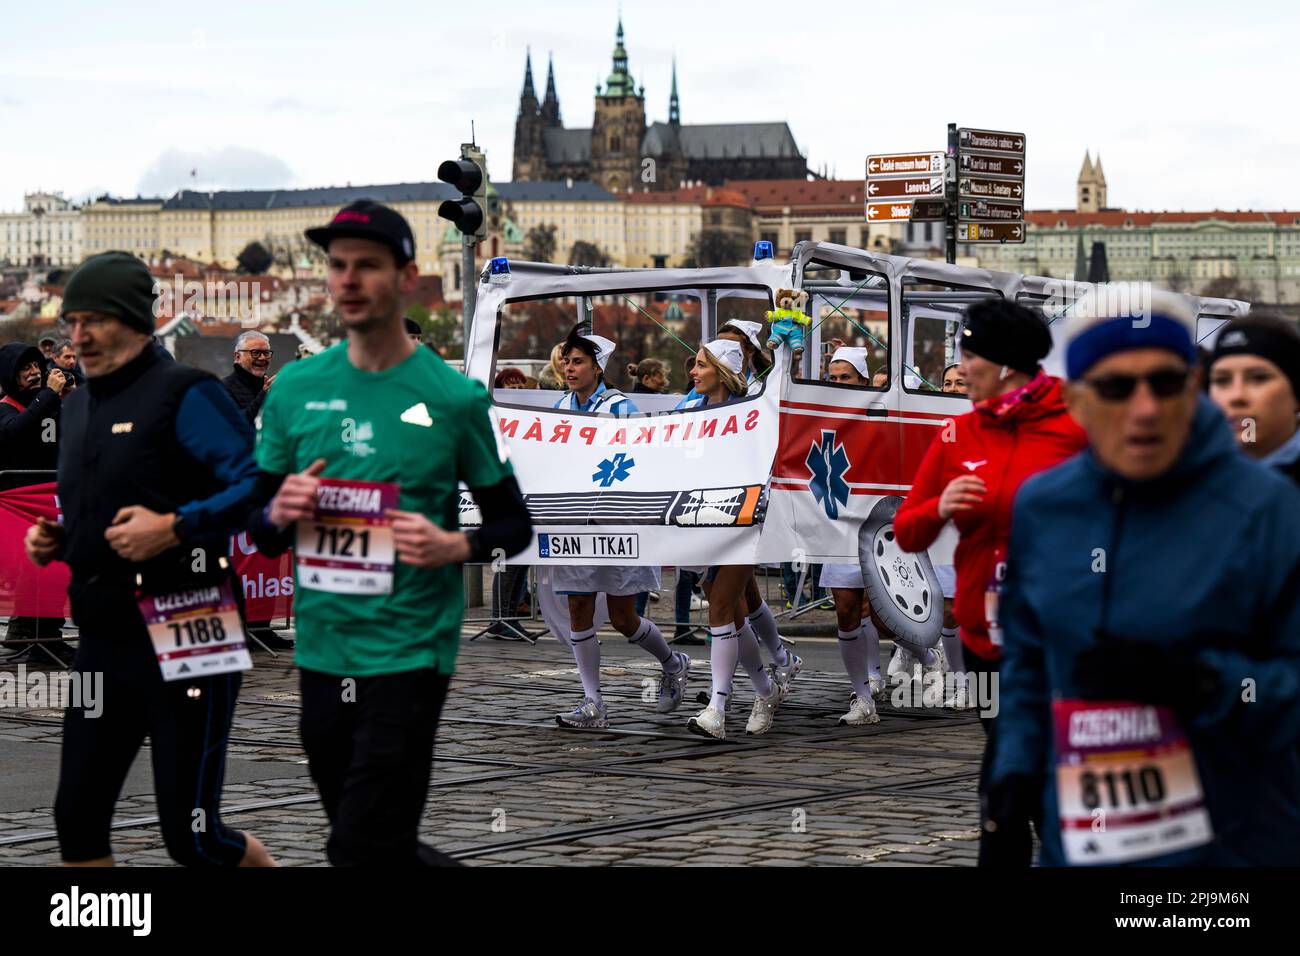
[
  {"left": 590, "top": 17, "right": 646, "bottom": 193},
  {"left": 512, "top": 50, "right": 545, "bottom": 181}
]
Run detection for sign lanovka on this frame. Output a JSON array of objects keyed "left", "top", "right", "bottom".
[
  {"left": 865, "top": 176, "right": 944, "bottom": 199},
  {"left": 865, "top": 151, "right": 946, "bottom": 224}
]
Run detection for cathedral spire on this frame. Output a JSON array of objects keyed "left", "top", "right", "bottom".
[
  {"left": 603, "top": 14, "right": 636, "bottom": 98},
  {"left": 541, "top": 52, "right": 561, "bottom": 125},
  {"left": 522, "top": 47, "right": 536, "bottom": 101},
  {"left": 669, "top": 55, "right": 680, "bottom": 126}
]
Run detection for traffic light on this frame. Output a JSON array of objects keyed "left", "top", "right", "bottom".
[{"left": 438, "top": 145, "right": 487, "bottom": 241}]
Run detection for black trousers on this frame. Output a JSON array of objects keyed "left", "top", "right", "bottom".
[
  {"left": 962, "top": 643, "right": 1038, "bottom": 867},
  {"left": 299, "top": 667, "right": 452, "bottom": 866},
  {"left": 54, "top": 667, "right": 248, "bottom": 865}
]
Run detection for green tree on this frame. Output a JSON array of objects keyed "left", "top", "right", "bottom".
[
  {"left": 685, "top": 229, "right": 750, "bottom": 268},
  {"left": 568, "top": 241, "right": 610, "bottom": 268},
  {"left": 524, "top": 223, "right": 558, "bottom": 263},
  {"left": 236, "top": 240, "right": 273, "bottom": 274}
]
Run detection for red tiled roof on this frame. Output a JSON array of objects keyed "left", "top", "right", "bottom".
[
  {"left": 727, "top": 179, "right": 863, "bottom": 214},
  {"left": 623, "top": 185, "right": 751, "bottom": 209}
]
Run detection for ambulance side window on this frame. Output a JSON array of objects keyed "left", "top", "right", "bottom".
[
  {"left": 791, "top": 267, "right": 891, "bottom": 390},
  {"left": 1016, "top": 290, "right": 1080, "bottom": 379},
  {"left": 490, "top": 288, "right": 767, "bottom": 414},
  {"left": 902, "top": 280, "right": 1002, "bottom": 397}
]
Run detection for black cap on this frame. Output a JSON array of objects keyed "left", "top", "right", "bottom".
[
  {"left": 306, "top": 200, "right": 416, "bottom": 265},
  {"left": 403, "top": 316, "right": 422, "bottom": 336},
  {"left": 960, "top": 299, "right": 1053, "bottom": 375},
  {"left": 1210, "top": 313, "right": 1300, "bottom": 403}
]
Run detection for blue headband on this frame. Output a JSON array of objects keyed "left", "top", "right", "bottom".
[{"left": 1066, "top": 312, "right": 1197, "bottom": 380}]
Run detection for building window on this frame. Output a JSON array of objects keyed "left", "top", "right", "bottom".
[
  {"left": 795, "top": 230, "right": 812, "bottom": 244},
  {"left": 829, "top": 229, "right": 846, "bottom": 245}
]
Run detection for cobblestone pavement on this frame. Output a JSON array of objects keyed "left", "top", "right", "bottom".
[{"left": 0, "top": 630, "right": 985, "bottom": 866}]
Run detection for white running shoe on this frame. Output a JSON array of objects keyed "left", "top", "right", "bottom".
[
  {"left": 921, "top": 643, "right": 946, "bottom": 680},
  {"left": 656, "top": 652, "right": 691, "bottom": 713},
  {"left": 868, "top": 674, "right": 888, "bottom": 702},
  {"left": 887, "top": 645, "right": 916, "bottom": 683},
  {"left": 689, "top": 594, "right": 710, "bottom": 611},
  {"left": 688, "top": 704, "right": 726, "bottom": 739},
  {"left": 556, "top": 697, "right": 609, "bottom": 729},
  {"left": 839, "top": 693, "right": 881, "bottom": 726},
  {"left": 944, "top": 673, "right": 974, "bottom": 710},
  {"left": 745, "top": 682, "right": 787, "bottom": 735},
  {"left": 770, "top": 652, "right": 803, "bottom": 690}
]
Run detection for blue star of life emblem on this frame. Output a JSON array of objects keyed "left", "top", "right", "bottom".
[
  {"left": 593, "top": 453, "right": 636, "bottom": 488},
  {"left": 806, "top": 429, "right": 850, "bottom": 519}
]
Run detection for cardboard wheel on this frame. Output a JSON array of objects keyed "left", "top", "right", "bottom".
[{"left": 857, "top": 496, "right": 942, "bottom": 654}]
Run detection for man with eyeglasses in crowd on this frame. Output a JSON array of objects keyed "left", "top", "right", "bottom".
[
  {"left": 220, "top": 330, "right": 292, "bottom": 650},
  {"left": 222, "top": 330, "right": 275, "bottom": 423},
  {"left": 987, "top": 287, "right": 1300, "bottom": 866}
]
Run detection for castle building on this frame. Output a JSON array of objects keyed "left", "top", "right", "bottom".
[{"left": 512, "top": 18, "right": 809, "bottom": 193}]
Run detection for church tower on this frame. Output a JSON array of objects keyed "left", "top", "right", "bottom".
[
  {"left": 1077, "top": 150, "right": 1108, "bottom": 213},
  {"left": 512, "top": 49, "right": 545, "bottom": 181},
  {"left": 590, "top": 16, "right": 646, "bottom": 193}
]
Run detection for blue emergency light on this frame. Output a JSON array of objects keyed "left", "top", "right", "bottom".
[
  {"left": 753, "top": 241, "right": 774, "bottom": 260},
  {"left": 489, "top": 257, "right": 511, "bottom": 275}
]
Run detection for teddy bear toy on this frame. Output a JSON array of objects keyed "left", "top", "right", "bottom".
[{"left": 766, "top": 288, "right": 811, "bottom": 355}]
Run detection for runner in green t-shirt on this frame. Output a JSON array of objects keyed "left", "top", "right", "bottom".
[{"left": 248, "top": 200, "right": 532, "bottom": 867}]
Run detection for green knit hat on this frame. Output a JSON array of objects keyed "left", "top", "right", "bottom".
[{"left": 62, "top": 251, "right": 157, "bottom": 334}]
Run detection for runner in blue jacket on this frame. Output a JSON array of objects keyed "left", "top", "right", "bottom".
[{"left": 989, "top": 289, "right": 1300, "bottom": 866}]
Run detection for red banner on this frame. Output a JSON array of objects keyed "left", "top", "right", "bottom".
[{"left": 0, "top": 483, "right": 293, "bottom": 622}]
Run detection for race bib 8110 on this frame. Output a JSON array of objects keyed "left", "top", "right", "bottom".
[
  {"left": 296, "top": 478, "right": 400, "bottom": 595},
  {"left": 1053, "top": 699, "right": 1213, "bottom": 865}
]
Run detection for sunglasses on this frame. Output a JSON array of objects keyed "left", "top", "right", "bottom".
[{"left": 1083, "top": 368, "right": 1189, "bottom": 401}]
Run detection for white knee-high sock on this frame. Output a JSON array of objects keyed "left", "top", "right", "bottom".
[
  {"left": 941, "top": 627, "right": 962, "bottom": 672},
  {"left": 629, "top": 617, "right": 678, "bottom": 670},
  {"left": 941, "top": 627, "right": 968, "bottom": 691},
  {"left": 709, "top": 623, "right": 739, "bottom": 713},
  {"left": 838, "top": 626, "right": 872, "bottom": 699},
  {"left": 569, "top": 627, "right": 602, "bottom": 704},
  {"left": 859, "top": 617, "right": 882, "bottom": 680},
  {"left": 736, "top": 623, "right": 774, "bottom": 697},
  {"left": 747, "top": 600, "right": 790, "bottom": 667}
]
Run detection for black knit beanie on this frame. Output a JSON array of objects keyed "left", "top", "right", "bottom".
[
  {"left": 61, "top": 251, "right": 157, "bottom": 334},
  {"left": 959, "top": 298, "right": 1053, "bottom": 375},
  {"left": 1210, "top": 313, "right": 1300, "bottom": 404}
]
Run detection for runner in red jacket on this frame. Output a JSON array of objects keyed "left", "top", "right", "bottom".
[{"left": 894, "top": 298, "right": 1086, "bottom": 866}]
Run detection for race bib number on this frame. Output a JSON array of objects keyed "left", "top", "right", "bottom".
[
  {"left": 297, "top": 478, "right": 400, "bottom": 595},
  {"left": 140, "top": 581, "right": 252, "bottom": 682},
  {"left": 1053, "top": 699, "right": 1213, "bottom": 865}
]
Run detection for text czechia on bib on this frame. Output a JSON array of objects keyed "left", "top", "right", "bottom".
[{"left": 297, "top": 478, "right": 400, "bottom": 595}]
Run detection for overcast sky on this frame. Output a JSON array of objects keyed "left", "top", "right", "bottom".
[{"left": 2, "top": 0, "right": 1295, "bottom": 214}]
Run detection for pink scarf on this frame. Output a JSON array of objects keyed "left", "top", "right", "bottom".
[{"left": 977, "top": 370, "right": 1050, "bottom": 420}]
